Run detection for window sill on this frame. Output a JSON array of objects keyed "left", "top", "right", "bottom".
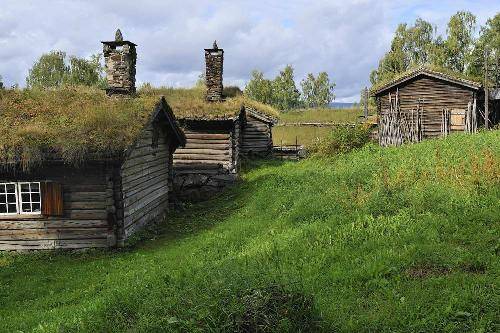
[{"left": 0, "top": 214, "right": 45, "bottom": 220}]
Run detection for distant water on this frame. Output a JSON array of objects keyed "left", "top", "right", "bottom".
[{"left": 329, "top": 102, "right": 358, "bottom": 109}]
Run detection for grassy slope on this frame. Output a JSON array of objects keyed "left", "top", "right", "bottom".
[{"left": 1, "top": 132, "right": 499, "bottom": 332}]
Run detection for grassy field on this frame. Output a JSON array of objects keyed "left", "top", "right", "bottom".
[
  {"left": 1, "top": 131, "right": 499, "bottom": 332},
  {"left": 278, "top": 107, "right": 370, "bottom": 124},
  {"left": 274, "top": 107, "right": 375, "bottom": 146},
  {"left": 273, "top": 125, "right": 333, "bottom": 146}
]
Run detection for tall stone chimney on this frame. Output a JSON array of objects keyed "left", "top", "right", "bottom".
[
  {"left": 204, "top": 40, "right": 224, "bottom": 102},
  {"left": 102, "top": 29, "right": 137, "bottom": 96}
]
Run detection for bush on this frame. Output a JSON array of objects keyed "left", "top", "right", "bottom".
[{"left": 308, "top": 125, "right": 371, "bottom": 157}]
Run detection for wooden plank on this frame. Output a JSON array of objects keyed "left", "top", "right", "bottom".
[
  {"left": 0, "top": 219, "right": 107, "bottom": 230},
  {"left": 174, "top": 148, "right": 229, "bottom": 155},
  {"left": 184, "top": 133, "right": 230, "bottom": 140},
  {"left": 174, "top": 154, "right": 230, "bottom": 161}
]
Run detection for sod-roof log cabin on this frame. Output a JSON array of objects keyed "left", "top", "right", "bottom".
[
  {"left": 372, "top": 68, "right": 484, "bottom": 146},
  {"left": 169, "top": 42, "right": 278, "bottom": 201},
  {"left": 0, "top": 32, "right": 186, "bottom": 250}
]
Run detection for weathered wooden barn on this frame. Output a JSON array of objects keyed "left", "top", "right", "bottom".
[
  {"left": 372, "top": 68, "right": 483, "bottom": 145},
  {"left": 0, "top": 33, "right": 186, "bottom": 250}
]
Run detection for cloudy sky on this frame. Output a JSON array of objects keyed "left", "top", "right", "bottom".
[{"left": 0, "top": 0, "right": 498, "bottom": 102}]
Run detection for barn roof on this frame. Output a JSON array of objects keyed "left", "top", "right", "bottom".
[
  {"left": 245, "top": 107, "right": 278, "bottom": 125},
  {"left": 0, "top": 86, "right": 186, "bottom": 169},
  {"left": 372, "top": 67, "right": 482, "bottom": 96}
]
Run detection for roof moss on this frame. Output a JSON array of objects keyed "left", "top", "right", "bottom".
[
  {"left": 0, "top": 85, "right": 278, "bottom": 169},
  {"left": 0, "top": 86, "right": 161, "bottom": 169},
  {"left": 371, "top": 65, "right": 482, "bottom": 95},
  {"left": 139, "top": 86, "right": 279, "bottom": 120}
]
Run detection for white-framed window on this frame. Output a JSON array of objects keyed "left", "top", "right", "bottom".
[{"left": 0, "top": 182, "right": 42, "bottom": 215}]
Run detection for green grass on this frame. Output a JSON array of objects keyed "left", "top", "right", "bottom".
[
  {"left": 1, "top": 131, "right": 499, "bottom": 332},
  {"left": 279, "top": 107, "right": 370, "bottom": 124},
  {"left": 273, "top": 125, "right": 333, "bottom": 146},
  {"left": 274, "top": 108, "right": 375, "bottom": 146}
]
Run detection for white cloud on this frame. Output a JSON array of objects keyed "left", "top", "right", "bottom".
[{"left": 0, "top": 0, "right": 498, "bottom": 101}]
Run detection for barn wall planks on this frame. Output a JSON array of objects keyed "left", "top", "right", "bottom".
[
  {"left": 172, "top": 123, "right": 239, "bottom": 201},
  {"left": 118, "top": 122, "right": 172, "bottom": 241},
  {"left": 241, "top": 115, "right": 273, "bottom": 156},
  {"left": 377, "top": 76, "right": 476, "bottom": 138},
  {"left": 0, "top": 163, "right": 115, "bottom": 250}
]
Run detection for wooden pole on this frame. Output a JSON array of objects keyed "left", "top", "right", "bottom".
[
  {"left": 364, "top": 87, "right": 369, "bottom": 119},
  {"left": 484, "top": 48, "right": 489, "bottom": 129}
]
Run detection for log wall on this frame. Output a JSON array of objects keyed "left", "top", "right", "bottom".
[
  {"left": 172, "top": 123, "right": 239, "bottom": 201},
  {"left": 377, "top": 76, "right": 476, "bottom": 138},
  {"left": 0, "top": 163, "right": 115, "bottom": 250},
  {"left": 118, "top": 122, "right": 172, "bottom": 241},
  {"left": 241, "top": 115, "right": 272, "bottom": 156}
]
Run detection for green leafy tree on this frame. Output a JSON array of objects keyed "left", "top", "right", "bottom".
[
  {"left": 370, "top": 19, "right": 437, "bottom": 85},
  {"left": 244, "top": 70, "right": 274, "bottom": 105},
  {"left": 26, "top": 51, "right": 105, "bottom": 88},
  {"left": 300, "top": 72, "right": 335, "bottom": 108},
  {"left": 443, "top": 11, "right": 477, "bottom": 72},
  {"left": 26, "top": 51, "right": 69, "bottom": 88},
  {"left": 67, "top": 54, "right": 106, "bottom": 88},
  {"left": 272, "top": 65, "right": 300, "bottom": 110},
  {"left": 406, "top": 18, "right": 435, "bottom": 65},
  {"left": 468, "top": 13, "right": 500, "bottom": 85}
]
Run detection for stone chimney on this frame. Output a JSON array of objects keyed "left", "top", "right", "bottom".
[
  {"left": 204, "top": 40, "right": 224, "bottom": 102},
  {"left": 102, "top": 29, "right": 137, "bottom": 96}
]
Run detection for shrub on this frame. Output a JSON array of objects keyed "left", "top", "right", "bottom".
[{"left": 308, "top": 125, "right": 371, "bottom": 157}]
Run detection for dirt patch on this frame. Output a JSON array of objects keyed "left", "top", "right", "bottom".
[{"left": 405, "top": 264, "right": 452, "bottom": 278}]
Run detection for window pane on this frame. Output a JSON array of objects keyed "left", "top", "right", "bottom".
[
  {"left": 21, "top": 193, "right": 30, "bottom": 203},
  {"left": 0, "top": 194, "right": 5, "bottom": 203},
  {"left": 6, "top": 184, "right": 15, "bottom": 193},
  {"left": 32, "top": 203, "right": 41, "bottom": 212},
  {"left": 20, "top": 183, "right": 30, "bottom": 192},
  {"left": 7, "top": 194, "right": 16, "bottom": 204},
  {"left": 7, "top": 204, "right": 17, "bottom": 213},
  {"left": 31, "top": 183, "right": 40, "bottom": 192},
  {"left": 31, "top": 193, "right": 40, "bottom": 202},
  {"left": 0, "top": 204, "right": 6, "bottom": 213},
  {"left": 22, "top": 203, "right": 31, "bottom": 212},
  {"left": 0, "top": 184, "right": 5, "bottom": 194}
]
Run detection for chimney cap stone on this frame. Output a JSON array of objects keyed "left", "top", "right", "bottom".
[
  {"left": 102, "top": 29, "right": 137, "bottom": 47},
  {"left": 204, "top": 40, "right": 223, "bottom": 53},
  {"left": 115, "top": 29, "right": 123, "bottom": 42}
]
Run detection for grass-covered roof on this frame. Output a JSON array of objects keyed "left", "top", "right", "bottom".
[
  {"left": 0, "top": 86, "right": 278, "bottom": 169},
  {"left": 140, "top": 86, "right": 279, "bottom": 120},
  {"left": 371, "top": 65, "right": 483, "bottom": 96}
]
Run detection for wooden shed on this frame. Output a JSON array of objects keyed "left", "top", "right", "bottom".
[
  {"left": 172, "top": 108, "right": 244, "bottom": 201},
  {"left": 241, "top": 107, "right": 278, "bottom": 157},
  {"left": 163, "top": 94, "right": 276, "bottom": 201},
  {"left": 165, "top": 41, "right": 278, "bottom": 201},
  {"left": 372, "top": 68, "right": 483, "bottom": 145},
  {"left": 0, "top": 89, "right": 185, "bottom": 250}
]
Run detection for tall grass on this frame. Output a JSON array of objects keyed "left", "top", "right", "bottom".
[{"left": 0, "top": 131, "right": 499, "bottom": 332}]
